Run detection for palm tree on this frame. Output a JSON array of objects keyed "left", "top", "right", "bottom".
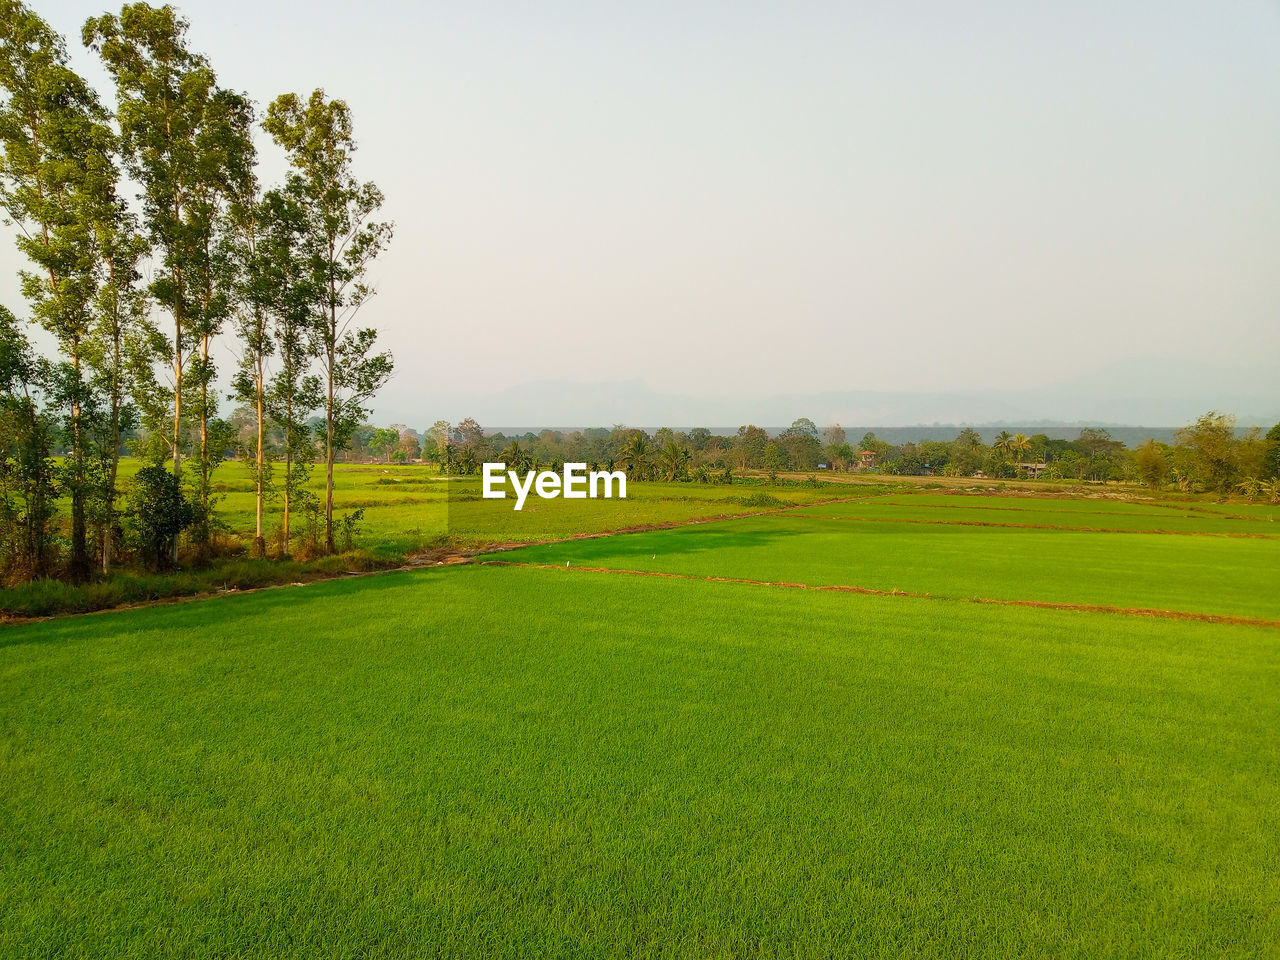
[
  {"left": 1012, "top": 433, "right": 1032, "bottom": 461},
  {"left": 500, "top": 439, "right": 529, "bottom": 473},
  {"left": 615, "top": 432, "right": 651, "bottom": 480},
  {"left": 993, "top": 431, "right": 1014, "bottom": 460},
  {"left": 457, "top": 447, "right": 478, "bottom": 476},
  {"left": 655, "top": 441, "right": 690, "bottom": 481}
]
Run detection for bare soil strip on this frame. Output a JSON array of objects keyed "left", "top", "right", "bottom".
[
  {"left": 784, "top": 513, "right": 1280, "bottom": 540},
  {"left": 479, "top": 560, "right": 1280, "bottom": 630}
]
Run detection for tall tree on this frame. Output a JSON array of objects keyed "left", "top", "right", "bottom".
[
  {"left": 0, "top": 302, "right": 58, "bottom": 582},
  {"left": 84, "top": 204, "right": 151, "bottom": 573},
  {"left": 264, "top": 89, "right": 393, "bottom": 554},
  {"left": 228, "top": 166, "right": 272, "bottom": 556},
  {"left": 261, "top": 179, "right": 320, "bottom": 557},
  {"left": 616, "top": 432, "right": 651, "bottom": 480},
  {"left": 0, "top": 0, "right": 119, "bottom": 580},
  {"left": 183, "top": 84, "right": 253, "bottom": 550},
  {"left": 1264, "top": 422, "right": 1280, "bottom": 481},
  {"left": 655, "top": 440, "right": 690, "bottom": 481},
  {"left": 85, "top": 3, "right": 242, "bottom": 560}
]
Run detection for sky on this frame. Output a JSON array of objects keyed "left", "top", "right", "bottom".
[{"left": 11, "top": 0, "right": 1280, "bottom": 426}]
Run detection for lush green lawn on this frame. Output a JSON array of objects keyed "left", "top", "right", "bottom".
[
  {"left": 8, "top": 475, "right": 1279, "bottom": 955},
  {"left": 3, "top": 565, "right": 1277, "bottom": 958},
  {"left": 494, "top": 514, "right": 1280, "bottom": 620},
  {"left": 792, "top": 494, "right": 1280, "bottom": 535}
]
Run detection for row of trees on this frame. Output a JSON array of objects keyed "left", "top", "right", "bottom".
[
  {"left": 0, "top": 2, "right": 393, "bottom": 585},
  {"left": 352, "top": 414, "right": 1280, "bottom": 496}
]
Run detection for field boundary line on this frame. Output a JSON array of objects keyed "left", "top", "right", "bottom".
[{"left": 479, "top": 560, "right": 1280, "bottom": 630}]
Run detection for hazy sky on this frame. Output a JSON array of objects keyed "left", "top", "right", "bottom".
[{"left": 12, "top": 0, "right": 1280, "bottom": 424}]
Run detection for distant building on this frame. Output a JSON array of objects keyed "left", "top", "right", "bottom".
[{"left": 1016, "top": 462, "right": 1049, "bottom": 478}]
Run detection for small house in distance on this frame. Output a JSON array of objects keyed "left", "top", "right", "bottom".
[{"left": 1017, "top": 462, "right": 1049, "bottom": 478}]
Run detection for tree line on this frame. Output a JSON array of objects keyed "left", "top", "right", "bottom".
[
  {"left": 0, "top": 2, "right": 393, "bottom": 586},
  {"left": 360, "top": 414, "right": 1280, "bottom": 499}
]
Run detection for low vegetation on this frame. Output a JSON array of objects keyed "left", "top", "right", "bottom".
[{"left": 3, "top": 534, "right": 1276, "bottom": 957}]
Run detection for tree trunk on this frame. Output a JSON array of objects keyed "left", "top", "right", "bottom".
[
  {"left": 253, "top": 351, "right": 265, "bottom": 558},
  {"left": 324, "top": 259, "right": 337, "bottom": 555},
  {"left": 171, "top": 308, "right": 183, "bottom": 565},
  {"left": 325, "top": 344, "right": 335, "bottom": 554},
  {"left": 102, "top": 265, "right": 123, "bottom": 577},
  {"left": 282, "top": 390, "right": 292, "bottom": 558},
  {"left": 68, "top": 340, "right": 88, "bottom": 583},
  {"left": 199, "top": 332, "right": 211, "bottom": 549}
]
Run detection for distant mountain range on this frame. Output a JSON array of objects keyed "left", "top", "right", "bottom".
[{"left": 377, "top": 356, "right": 1277, "bottom": 434}]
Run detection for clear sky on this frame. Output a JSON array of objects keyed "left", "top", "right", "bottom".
[{"left": 12, "top": 0, "right": 1280, "bottom": 425}]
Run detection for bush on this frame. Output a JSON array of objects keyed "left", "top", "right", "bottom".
[
  {"left": 127, "top": 466, "right": 195, "bottom": 571},
  {"left": 738, "top": 493, "right": 789, "bottom": 509}
]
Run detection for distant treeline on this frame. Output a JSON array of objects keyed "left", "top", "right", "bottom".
[
  {"left": 486, "top": 425, "right": 1194, "bottom": 446},
  {"left": 342, "top": 413, "right": 1280, "bottom": 496}
]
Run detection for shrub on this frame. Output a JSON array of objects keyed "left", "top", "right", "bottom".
[{"left": 126, "top": 466, "right": 195, "bottom": 571}]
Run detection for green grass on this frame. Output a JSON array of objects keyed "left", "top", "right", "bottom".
[
  {"left": 198, "top": 460, "right": 857, "bottom": 551},
  {"left": 8, "top": 470, "right": 1279, "bottom": 955},
  {"left": 791, "top": 494, "right": 1280, "bottom": 535},
  {"left": 493, "top": 514, "right": 1280, "bottom": 620},
  {"left": 3, "top": 565, "right": 1278, "bottom": 958}
]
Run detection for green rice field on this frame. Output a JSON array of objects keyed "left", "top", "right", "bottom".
[{"left": 3, "top": 479, "right": 1278, "bottom": 957}]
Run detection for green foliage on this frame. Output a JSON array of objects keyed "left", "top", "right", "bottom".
[
  {"left": 126, "top": 465, "right": 194, "bottom": 571},
  {"left": 336, "top": 508, "right": 364, "bottom": 552},
  {"left": 0, "top": 305, "right": 58, "bottom": 583},
  {"left": 264, "top": 89, "right": 393, "bottom": 552},
  {"left": 1173, "top": 411, "right": 1258, "bottom": 494},
  {"left": 1265, "top": 422, "right": 1280, "bottom": 480},
  {"left": 1134, "top": 439, "right": 1168, "bottom": 489}
]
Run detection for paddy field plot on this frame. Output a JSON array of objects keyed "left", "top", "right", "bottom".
[
  {"left": 494, "top": 497, "right": 1280, "bottom": 622},
  {"left": 2, "top": 485, "right": 1277, "bottom": 958}
]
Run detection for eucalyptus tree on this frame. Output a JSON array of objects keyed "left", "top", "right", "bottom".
[
  {"left": 0, "top": 0, "right": 122, "bottom": 580},
  {"left": 261, "top": 179, "right": 320, "bottom": 557},
  {"left": 85, "top": 3, "right": 250, "bottom": 557},
  {"left": 85, "top": 206, "right": 152, "bottom": 572},
  {"left": 227, "top": 165, "right": 272, "bottom": 556},
  {"left": 0, "top": 303, "right": 57, "bottom": 581},
  {"left": 264, "top": 89, "right": 393, "bottom": 554},
  {"left": 183, "top": 85, "right": 253, "bottom": 550}
]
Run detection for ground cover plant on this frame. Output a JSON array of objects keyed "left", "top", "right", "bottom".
[
  {"left": 492, "top": 509, "right": 1280, "bottom": 621},
  {"left": 2, "top": 563, "right": 1277, "bottom": 959},
  {"left": 790, "top": 493, "right": 1280, "bottom": 536}
]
